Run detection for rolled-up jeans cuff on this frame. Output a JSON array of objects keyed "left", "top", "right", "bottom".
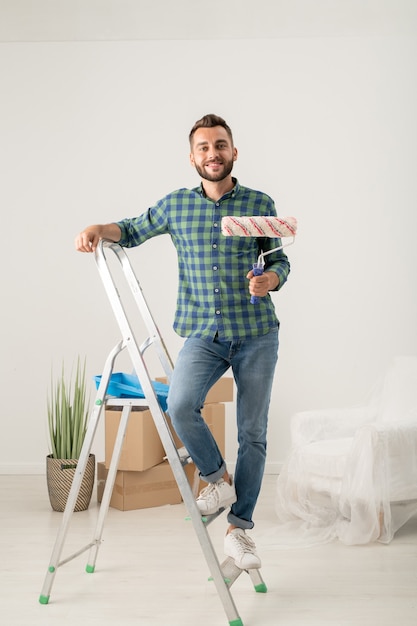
[
  {"left": 200, "top": 461, "right": 227, "bottom": 484},
  {"left": 227, "top": 512, "right": 254, "bottom": 530}
]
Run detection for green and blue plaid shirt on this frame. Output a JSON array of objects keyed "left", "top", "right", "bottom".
[{"left": 117, "top": 179, "right": 291, "bottom": 341}]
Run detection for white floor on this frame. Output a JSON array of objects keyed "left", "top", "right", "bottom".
[{"left": 1, "top": 473, "right": 417, "bottom": 626}]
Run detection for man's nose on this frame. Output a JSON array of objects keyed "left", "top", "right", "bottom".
[{"left": 207, "top": 146, "right": 219, "bottom": 159}]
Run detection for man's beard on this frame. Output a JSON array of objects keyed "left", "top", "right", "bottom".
[{"left": 194, "top": 159, "right": 234, "bottom": 182}]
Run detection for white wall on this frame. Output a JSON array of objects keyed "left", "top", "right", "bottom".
[{"left": 1, "top": 1, "right": 416, "bottom": 474}]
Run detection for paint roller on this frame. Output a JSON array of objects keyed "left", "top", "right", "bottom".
[{"left": 221, "top": 215, "right": 298, "bottom": 304}]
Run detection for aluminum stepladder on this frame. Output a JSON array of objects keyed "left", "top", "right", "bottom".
[{"left": 39, "top": 239, "right": 267, "bottom": 626}]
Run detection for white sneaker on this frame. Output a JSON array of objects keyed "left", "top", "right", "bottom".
[
  {"left": 196, "top": 477, "right": 237, "bottom": 515},
  {"left": 224, "top": 528, "right": 261, "bottom": 570}
]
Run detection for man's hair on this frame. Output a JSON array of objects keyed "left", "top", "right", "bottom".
[{"left": 189, "top": 114, "right": 233, "bottom": 145}]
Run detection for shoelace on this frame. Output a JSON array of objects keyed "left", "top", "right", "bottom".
[
  {"left": 229, "top": 532, "right": 257, "bottom": 555},
  {"left": 197, "top": 482, "right": 220, "bottom": 505}
]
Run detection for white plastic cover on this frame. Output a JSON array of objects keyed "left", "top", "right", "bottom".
[{"left": 267, "top": 356, "right": 417, "bottom": 546}]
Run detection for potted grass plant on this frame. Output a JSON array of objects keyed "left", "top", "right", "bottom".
[{"left": 46, "top": 357, "right": 95, "bottom": 512}]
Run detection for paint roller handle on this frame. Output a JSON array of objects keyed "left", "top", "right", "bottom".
[{"left": 250, "top": 262, "right": 264, "bottom": 304}]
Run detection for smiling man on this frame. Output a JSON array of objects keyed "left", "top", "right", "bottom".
[
  {"left": 190, "top": 123, "right": 237, "bottom": 186},
  {"left": 75, "top": 113, "right": 291, "bottom": 570}
]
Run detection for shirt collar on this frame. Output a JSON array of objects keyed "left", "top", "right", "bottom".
[{"left": 195, "top": 177, "right": 240, "bottom": 200}]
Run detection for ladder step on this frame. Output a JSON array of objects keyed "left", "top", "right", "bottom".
[
  {"left": 219, "top": 557, "right": 243, "bottom": 586},
  {"left": 208, "top": 557, "right": 267, "bottom": 592},
  {"left": 185, "top": 507, "right": 226, "bottom": 526}
]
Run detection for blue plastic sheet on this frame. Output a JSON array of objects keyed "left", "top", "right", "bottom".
[{"left": 94, "top": 372, "right": 169, "bottom": 411}]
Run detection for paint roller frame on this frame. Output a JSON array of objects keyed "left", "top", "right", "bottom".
[
  {"left": 221, "top": 215, "right": 297, "bottom": 303},
  {"left": 221, "top": 215, "right": 297, "bottom": 266}
]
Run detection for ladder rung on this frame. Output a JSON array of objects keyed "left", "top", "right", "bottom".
[{"left": 176, "top": 446, "right": 192, "bottom": 465}]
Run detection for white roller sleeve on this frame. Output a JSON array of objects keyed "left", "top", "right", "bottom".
[{"left": 221, "top": 215, "right": 297, "bottom": 238}]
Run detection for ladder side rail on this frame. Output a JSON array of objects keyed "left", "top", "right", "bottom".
[
  {"left": 97, "top": 244, "right": 242, "bottom": 624},
  {"left": 94, "top": 242, "right": 202, "bottom": 564},
  {"left": 113, "top": 245, "right": 174, "bottom": 381},
  {"left": 95, "top": 243, "right": 175, "bottom": 450},
  {"left": 86, "top": 401, "right": 136, "bottom": 572},
  {"left": 94, "top": 240, "right": 181, "bottom": 480},
  {"left": 124, "top": 338, "right": 242, "bottom": 625},
  {"left": 97, "top": 240, "right": 174, "bottom": 381},
  {"left": 94, "top": 240, "right": 184, "bottom": 469},
  {"left": 39, "top": 341, "right": 124, "bottom": 604}
]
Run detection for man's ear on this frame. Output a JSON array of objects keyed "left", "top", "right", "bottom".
[
  {"left": 189, "top": 152, "right": 195, "bottom": 166},
  {"left": 233, "top": 147, "right": 238, "bottom": 161}
]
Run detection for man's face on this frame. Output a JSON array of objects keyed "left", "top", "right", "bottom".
[{"left": 190, "top": 126, "right": 238, "bottom": 183}]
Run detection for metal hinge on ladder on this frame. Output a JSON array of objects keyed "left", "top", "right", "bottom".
[{"left": 38, "top": 240, "right": 267, "bottom": 626}]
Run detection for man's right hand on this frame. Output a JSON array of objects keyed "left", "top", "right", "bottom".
[{"left": 75, "top": 223, "right": 121, "bottom": 253}]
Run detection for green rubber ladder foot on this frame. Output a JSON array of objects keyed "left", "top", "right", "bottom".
[
  {"left": 86, "top": 564, "right": 95, "bottom": 573},
  {"left": 229, "top": 619, "right": 244, "bottom": 626},
  {"left": 39, "top": 594, "right": 50, "bottom": 605},
  {"left": 254, "top": 582, "right": 268, "bottom": 593}
]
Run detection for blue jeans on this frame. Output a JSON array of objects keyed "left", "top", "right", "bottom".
[{"left": 167, "top": 327, "right": 279, "bottom": 529}]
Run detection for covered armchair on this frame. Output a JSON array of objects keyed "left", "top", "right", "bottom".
[{"left": 275, "top": 356, "right": 417, "bottom": 545}]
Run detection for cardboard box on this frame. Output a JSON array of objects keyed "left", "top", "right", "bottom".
[
  {"left": 97, "top": 461, "right": 106, "bottom": 503},
  {"left": 99, "top": 403, "right": 227, "bottom": 508},
  {"left": 105, "top": 406, "right": 165, "bottom": 472},
  {"left": 97, "top": 460, "right": 182, "bottom": 511},
  {"left": 155, "top": 376, "right": 234, "bottom": 404},
  {"left": 105, "top": 402, "right": 226, "bottom": 475}
]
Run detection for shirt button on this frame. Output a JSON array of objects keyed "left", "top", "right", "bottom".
[
  {"left": 216, "top": 310, "right": 221, "bottom": 315},
  {"left": 213, "top": 265, "right": 218, "bottom": 271},
  {"left": 216, "top": 202, "right": 220, "bottom": 207},
  {"left": 212, "top": 243, "right": 217, "bottom": 249},
  {"left": 213, "top": 222, "right": 218, "bottom": 227},
  {"left": 214, "top": 288, "right": 219, "bottom": 293}
]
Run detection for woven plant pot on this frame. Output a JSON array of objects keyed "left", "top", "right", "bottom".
[{"left": 46, "top": 454, "right": 95, "bottom": 512}]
